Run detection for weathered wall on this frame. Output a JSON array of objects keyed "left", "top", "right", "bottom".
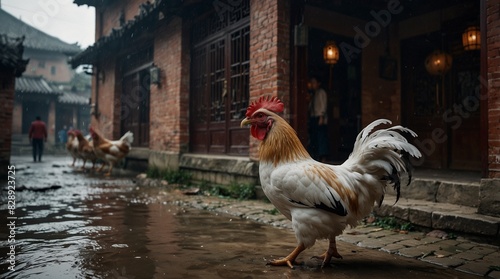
[
  {"left": 0, "top": 72, "right": 15, "bottom": 176},
  {"left": 248, "top": 0, "right": 291, "bottom": 160},
  {"left": 148, "top": 16, "right": 189, "bottom": 169},
  {"left": 12, "top": 101, "right": 22, "bottom": 134},
  {"left": 487, "top": 0, "right": 500, "bottom": 178},
  {"left": 91, "top": 57, "right": 118, "bottom": 140},
  {"left": 96, "top": 0, "right": 147, "bottom": 38},
  {"left": 149, "top": 17, "right": 189, "bottom": 154}
]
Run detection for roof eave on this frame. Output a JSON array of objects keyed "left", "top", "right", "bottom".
[{"left": 71, "top": 0, "right": 178, "bottom": 68}]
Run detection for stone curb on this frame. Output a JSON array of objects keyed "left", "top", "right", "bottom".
[{"left": 375, "top": 196, "right": 500, "bottom": 237}]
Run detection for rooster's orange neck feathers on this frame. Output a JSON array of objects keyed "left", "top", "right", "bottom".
[{"left": 259, "top": 113, "right": 310, "bottom": 165}]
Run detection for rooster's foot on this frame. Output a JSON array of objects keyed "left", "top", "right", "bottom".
[
  {"left": 312, "top": 239, "right": 342, "bottom": 267},
  {"left": 267, "top": 258, "right": 299, "bottom": 269},
  {"left": 266, "top": 244, "right": 305, "bottom": 269},
  {"left": 312, "top": 251, "right": 342, "bottom": 268}
]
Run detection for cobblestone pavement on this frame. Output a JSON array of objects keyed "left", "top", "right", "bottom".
[{"left": 138, "top": 177, "right": 500, "bottom": 278}]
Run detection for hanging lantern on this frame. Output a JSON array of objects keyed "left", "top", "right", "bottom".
[
  {"left": 424, "top": 50, "right": 453, "bottom": 75},
  {"left": 462, "top": 26, "right": 480, "bottom": 51},
  {"left": 323, "top": 41, "right": 339, "bottom": 65}
]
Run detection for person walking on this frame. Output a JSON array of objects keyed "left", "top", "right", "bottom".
[{"left": 29, "top": 116, "right": 48, "bottom": 162}]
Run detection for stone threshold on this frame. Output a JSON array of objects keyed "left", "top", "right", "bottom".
[{"left": 375, "top": 195, "right": 500, "bottom": 238}]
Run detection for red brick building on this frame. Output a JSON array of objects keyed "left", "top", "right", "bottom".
[
  {"left": 71, "top": 0, "right": 500, "bottom": 215},
  {"left": 0, "top": 34, "right": 27, "bottom": 176}
]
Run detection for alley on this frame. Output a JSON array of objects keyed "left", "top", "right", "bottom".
[{"left": 0, "top": 155, "right": 493, "bottom": 278}]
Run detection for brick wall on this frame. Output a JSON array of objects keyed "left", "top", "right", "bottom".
[
  {"left": 487, "top": 0, "right": 500, "bottom": 178},
  {"left": 149, "top": 17, "right": 189, "bottom": 154},
  {"left": 12, "top": 101, "right": 22, "bottom": 134},
  {"left": 248, "top": 0, "right": 291, "bottom": 160},
  {"left": 0, "top": 72, "right": 15, "bottom": 175},
  {"left": 98, "top": 0, "right": 148, "bottom": 38},
  {"left": 92, "top": 58, "right": 118, "bottom": 140}
]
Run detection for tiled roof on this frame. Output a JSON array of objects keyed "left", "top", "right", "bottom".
[
  {"left": 71, "top": 0, "right": 167, "bottom": 67},
  {"left": 0, "top": 9, "right": 81, "bottom": 55},
  {"left": 73, "top": 0, "right": 108, "bottom": 7},
  {"left": 0, "top": 34, "right": 28, "bottom": 76},
  {"left": 58, "top": 92, "right": 90, "bottom": 105},
  {"left": 15, "top": 76, "right": 62, "bottom": 95}
]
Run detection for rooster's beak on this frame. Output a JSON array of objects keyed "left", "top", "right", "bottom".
[{"left": 240, "top": 118, "right": 251, "bottom": 128}]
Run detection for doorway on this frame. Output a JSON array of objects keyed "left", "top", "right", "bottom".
[
  {"left": 22, "top": 100, "right": 49, "bottom": 134},
  {"left": 190, "top": 3, "right": 250, "bottom": 155},
  {"left": 307, "top": 28, "right": 362, "bottom": 163},
  {"left": 402, "top": 29, "right": 481, "bottom": 170},
  {"left": 120, "top": 46, "right": 152, "bottom": 147}
]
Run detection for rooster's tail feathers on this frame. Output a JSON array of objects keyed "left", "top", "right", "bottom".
[
  {"left": 343, "top": 119, "right": 422, "bottom": 203},
  {"left": 120, "top": 131, "right": 134, "bottom": 146}
]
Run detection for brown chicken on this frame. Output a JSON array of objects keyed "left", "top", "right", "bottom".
[
  {"left": 89, "top": 127, "right": 134, "bottom": 176},
  {"left": 73, "top": 130, "right": 97, "bottom": 169},
  {"left": 66, "top": 130, "right": 80, "bottom": 167}
]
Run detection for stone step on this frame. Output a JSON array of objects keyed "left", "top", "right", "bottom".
[
  {"left": 386, "top": 169, "right": 482, "bottom": 208},
  {"left": 374, "top": 195, "right": 500, "bottom": 239}
]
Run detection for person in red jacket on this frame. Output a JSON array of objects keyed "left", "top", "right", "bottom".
[{"left": 29, "top": 116, "right": 48, "bottom": 162}]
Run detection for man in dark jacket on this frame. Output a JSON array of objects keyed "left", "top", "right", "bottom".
[{"left": 29, "top": 116, "right": 48, "bottom": 162}]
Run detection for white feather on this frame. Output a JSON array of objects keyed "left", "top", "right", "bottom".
[{"left": 259, "top": 118, "right": 421, "bottom": 250}]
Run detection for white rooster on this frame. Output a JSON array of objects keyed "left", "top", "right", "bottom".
[{"left": 240, "top": 96, "right": 421, "bottom": 268}]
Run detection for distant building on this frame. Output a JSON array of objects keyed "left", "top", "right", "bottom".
[{"left": 0, "top": 8, "right": 90, "bottom": 147}]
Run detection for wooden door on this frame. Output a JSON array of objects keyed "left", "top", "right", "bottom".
[
  {"left": 190, "top": 23, "right": 250, "bottom": 155},
  {"left": 402, "top": 34, "right": 480, "bottom": 170},
  {"left": 121, "top": 69, "right": 150, "bottom": 147},
  {"left": 448, "top": 53, "right": 481, "bottom": 170}
]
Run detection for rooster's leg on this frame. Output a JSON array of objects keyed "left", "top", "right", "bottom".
[
  {"left": 105, "top": 163, "right": 113, "bottom": 176},
  {"left": 312, "top": 238, "right": 342, "bottom": 267},
  {"left": 91, "top": 160, "right": 96, "bottom": 170},
  {"left": 81, "top": 159, "right": 87, "bottom": 169},
  {"left": 71, "top": 157, "right": 76, "bottom": 167},
  {"left": 267, "top": 243, "right": 305, "bottom": 269},
  {"left": 96, "top": 163, "right": 105, "bottom": 173}
]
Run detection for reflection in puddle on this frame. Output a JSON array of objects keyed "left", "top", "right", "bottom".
[{"left": 0, "top": 169, "right": 274, "bottom": 279}]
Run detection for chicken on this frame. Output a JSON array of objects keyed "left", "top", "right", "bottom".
[
  {"left": 73, "top": 130, "right": 97, "bottom": 169},
  {"left": 66, "top": 130, "right": 80, "bottom": 167},
  {"left": 240, "top": 96, "right": 421, "bottom": 268},
  {"left": 89, "top": 127, "right": 134, "bottom": 176}
]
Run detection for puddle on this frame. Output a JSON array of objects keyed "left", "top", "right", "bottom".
[{"left": 0, "top": 156, "right": 477, "bottom": 278}]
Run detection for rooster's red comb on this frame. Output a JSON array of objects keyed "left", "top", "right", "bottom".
[{"left": 245, "top": 96, "right": 284, "bottom": 117}]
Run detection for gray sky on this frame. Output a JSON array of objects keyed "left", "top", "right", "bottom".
[{"left": 2, "top": 0, "right": 95, "bottom": 48}]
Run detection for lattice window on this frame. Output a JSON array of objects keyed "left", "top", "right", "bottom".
[
  {"left": 209, "top": 39, "right": 226, "bottom": 122},
  {"left": 191, "top": 0, "right": 250, "bottom": 45},
  {"left": 230, "top": 26, "right": 249, "bottom": 120}
]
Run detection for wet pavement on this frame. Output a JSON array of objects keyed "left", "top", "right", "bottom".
[{"left": 0, "top": 155, "right": 496, "bottom": 278}]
